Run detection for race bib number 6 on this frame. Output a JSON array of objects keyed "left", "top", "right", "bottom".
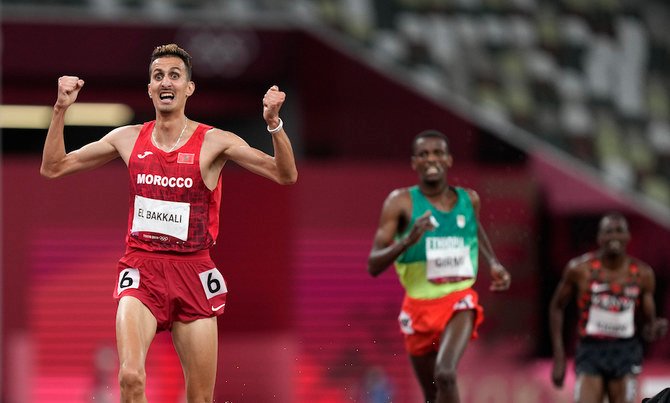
[
  {"left": 117, "top": 268, "right": 140, "bottom": 296},
  {"left": 199, "top": 268, "right": 228, "bottom": 299}
]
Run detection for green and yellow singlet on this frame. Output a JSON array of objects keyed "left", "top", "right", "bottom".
[{"left": 395, "top": 186, "right": 479, "bottom": 299}]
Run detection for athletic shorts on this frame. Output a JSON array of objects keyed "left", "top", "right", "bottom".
[
  {"left": 398, "top": 288, "right": 484, "bottom": 356},
  {"left": 113, "top": 248, "right": 228, "bottom": 332},
  {"left": 575, "top": 337, "right": 643, "bottom": 379}
]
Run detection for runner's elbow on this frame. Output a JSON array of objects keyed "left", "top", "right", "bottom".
[
  {"left": 278, "top": 171, "right": 298, "bottom": 185},
  {"left": 40, "top": 164, "right": 61, "bottom": 179},
  {"left": 40, "top": 159, "right": 73, "bottom": 178},
  {"left": 367, "top": 261, "right": 384, "bottom": 277}
]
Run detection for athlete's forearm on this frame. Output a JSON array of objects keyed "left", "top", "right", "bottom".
[
  {"left": 40, "top": 106, "right": 69, "bottom": 178},
  {"left": 548, "top": 305, "right": 566, "bottom": 359},
  {"left": 367, "top": 239, "right": 409, "bottom": 277},
  {"left": 478, "top": 223, "right": 500, "bottom": 266},
  {"left": 270, "top": 129, "right": 297, "bottom": 185}
]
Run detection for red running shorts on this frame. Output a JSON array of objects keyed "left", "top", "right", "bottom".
[
  {"left": 113, "top": 248, "right": 228, "bottom": 331},
  {"left": 398, "top": 287, "right": 484, "bottom": 356}
]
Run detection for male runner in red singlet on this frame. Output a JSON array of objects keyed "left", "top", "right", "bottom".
[
  {"left": 549, "top": 213, "right": 667, "bottom": 403},
  {"left": 41, "top": 44, "right": 297, "bottom": 403}
]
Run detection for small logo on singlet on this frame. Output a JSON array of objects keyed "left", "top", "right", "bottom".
[
  {"left": 178, "top": 153, "right": 195, "bottom": 164},
  {"left": 137, "top": 151, "right": 153, "bottom": 159},
  {"left": 456, "top": 214, "right": 466, "bottom": 228}
]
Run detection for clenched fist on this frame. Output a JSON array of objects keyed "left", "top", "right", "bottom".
[
  {"left": 262, "top": 85, "right": 285, "bottom": 129},
  {"left": 56, "top": 76, "right": 85, "bottom": 109}
]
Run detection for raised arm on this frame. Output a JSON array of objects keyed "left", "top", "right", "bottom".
[
  {"left": 263, "top": 86, "right": 297, "bottom": 184},
  {"left": 222, "top": 86, "right": 297, "bottom": 185},
  {"left": 40, "top": 76, "right": 121, "bottom": 178}
]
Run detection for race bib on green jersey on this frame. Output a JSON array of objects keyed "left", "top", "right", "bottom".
[{"left": 425, "top": 236, "right": 474, "bottom": 283}]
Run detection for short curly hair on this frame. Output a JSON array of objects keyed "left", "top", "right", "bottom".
[{"left": 412, "top": 130, "right": 449, "bottom": 155}]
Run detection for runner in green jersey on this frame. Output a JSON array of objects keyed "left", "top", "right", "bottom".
[{"left": 367, "top": 130, "right": 511, "bottom": 403}]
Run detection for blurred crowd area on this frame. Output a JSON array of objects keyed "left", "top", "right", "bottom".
[
  {"left": 316, "top": 0, "right": 670, "bottom": 208},
  {"left": 5, "top": 0, "right": 670, "bottom": 209}
]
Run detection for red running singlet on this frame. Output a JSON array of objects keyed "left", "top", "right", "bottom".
[{"left": 126, "top": 121, "right": 222, "bottom": 252}]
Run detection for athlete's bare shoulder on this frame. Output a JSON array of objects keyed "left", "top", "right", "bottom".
[
  {"left": 104, "top": 124, "right": 143, "bottom": 163},
  {"left": 629, "top": 256, "right": 655, "bottom": 283},
  {"left": 386, "top": 187, "right": 412, "bottom": 206},
  {"left": 202, "top": 126, "right": 248, "bottom": 155},
  {"left": 461, "top": 187, "right": 480, "bottom": 207},
  {"left": 381, "top": 187, "right": 413, "bottom": 223},
  {"left": 461, "top": 186, "right": 478, "bottom": 196},
  {"left": 106, "top": 123, "right": 142, "bottom": 140},
  {"left": 562, "top": 252, "right": 596, "bottom": 285},
  {"left": 629, "top": 255, "right": 652, "bottom": 270},
  {"left": 203, "top": 126, "right": 239, "bottom": 142},
  {"left": 566, "top": 252, "right": 595, "bottom": 270},
  {"left": 553, "top": 254, "right": 590, "bottom": 290}
]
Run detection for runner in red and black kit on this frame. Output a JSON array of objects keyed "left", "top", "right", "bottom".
[
  {"left": 549, "top": 213, "right": 667, "bottom": 403},
  {"left": 574, "top": 258, "right": 643, "bottom": 383},
  {"left": 41, "top": 44, "right": 297, "bottom": 403}
]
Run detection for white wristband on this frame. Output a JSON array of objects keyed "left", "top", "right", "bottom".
[{"left": 267, "top": 118, "right": 283, "bottom": 134}]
